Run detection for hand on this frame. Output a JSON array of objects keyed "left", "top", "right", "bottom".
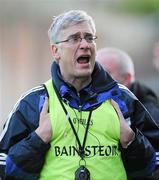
[
  {"left": 35, "top": 96, "right": 52, "bottom": 143},
  {"left": 111, "top": 100, "right": 135, "bottom": 148}
]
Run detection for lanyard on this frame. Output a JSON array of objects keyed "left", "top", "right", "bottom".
[{"left": 53, "top": 82, "right": 92, "bottom": 158}]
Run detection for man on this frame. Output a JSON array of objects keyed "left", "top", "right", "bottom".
[
  {"left": 96, "top": 47, "right": 159, "bottom": 126},
  {"left": 153, "top": 42, "right": 159, "bottom": 71},
  {"left": 96, "top": 47, "right": 159, "bottom": 179},
  {"left": 0, "top": 10, "right": 158, "bottom": 180}
]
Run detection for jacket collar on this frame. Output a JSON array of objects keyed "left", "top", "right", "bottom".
[
  {"left": 51, "top": 61, "right": 117, "bottom": 93},
  {"left": 51, "top": 60, "right": 127, "bottom": 113}
]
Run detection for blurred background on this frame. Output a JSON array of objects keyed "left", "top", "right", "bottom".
[{"left": 0, "top": 0, "right": 159, "bottom": 132}]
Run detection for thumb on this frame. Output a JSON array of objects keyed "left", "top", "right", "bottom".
[
  {"left": 111, "top": 99, "right": 123, "bottom": 121},
  {"left": 41, "top": 96, "right": 49, "bottom": 114}
]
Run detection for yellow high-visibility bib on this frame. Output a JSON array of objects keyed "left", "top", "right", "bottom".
[{"left": 40, "top": 79, "right": 127, "bottom": 180}]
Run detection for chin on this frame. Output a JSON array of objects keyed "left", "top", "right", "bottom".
[{"left": 76, "top": 72, "right": 92, "bottom": 78}]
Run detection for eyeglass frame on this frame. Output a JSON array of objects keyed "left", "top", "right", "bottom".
[{"left": 55, "top": 33, "right": 97, "bottom": 45}]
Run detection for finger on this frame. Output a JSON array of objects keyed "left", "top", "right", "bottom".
[
  {"left": 41, "top": 96, "right": 49, "bottom": 114},
  {"left": 111, "top": 99, "right": 124, "bottom": 121}
]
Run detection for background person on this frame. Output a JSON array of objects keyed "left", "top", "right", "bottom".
[
  {"left": 96, "top": 47, "right": 159, "bottom": 179},
  {"left": 96, "top": 47, "right": 159, "bottom": 126},
  {"left": 153, "top": 42, "right": 159, "bottom": 71},
  {"left": 0, "top": 10, "right": 158, "bottom": 180}
]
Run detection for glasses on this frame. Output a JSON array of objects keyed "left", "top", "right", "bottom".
[{"left": 55, "top": 34, "right": 97, "bottom": 44}]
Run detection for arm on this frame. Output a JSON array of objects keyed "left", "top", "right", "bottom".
[
  {"left": 0, "top": 90, "right": 51, "bottom": 179},
  {"left": 144, "top": 102, "right": 159, "bottom": 169},
  {"left": 119, "top": 86, "right": 159, "bottom": 151},
  {"left": 132, "top": 100, "right": 159, "bottom": 151},
  {"left": 6, "top": 132, "right": 50, "bottom": 180},
  {"left": 119, "top": 86, "right": 159, "bottom": 169},
  {"left": 111, "top": 99, "right": 156, "bottom": 179},
  {"left": 121, "top": 129, "right": 156, "bottom": 179}
]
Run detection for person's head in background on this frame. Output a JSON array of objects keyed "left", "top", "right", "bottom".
[
  {"left": 153, "top": 42, "right": 159, "bottom": 71},
  {"left": 96, "top": 47, "right": 135, "bottom": 88}
]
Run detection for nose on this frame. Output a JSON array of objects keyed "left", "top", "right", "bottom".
[{"left": 79, "top": 38, "right": 90, "bottom": 49}]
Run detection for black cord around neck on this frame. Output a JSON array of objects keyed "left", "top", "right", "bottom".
[{"left": 52, "top": 81, "right": 92, "bottom": 158}]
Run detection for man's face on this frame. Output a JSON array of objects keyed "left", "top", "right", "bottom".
[{"left": 52, "top": 22, "right": 96, "bottom": 81}]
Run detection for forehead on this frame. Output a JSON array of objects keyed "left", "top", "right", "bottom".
[{"left": 59, "top": 21, "right": 94, "bottom": 38}]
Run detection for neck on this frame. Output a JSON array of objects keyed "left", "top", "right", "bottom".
[{"left": 64, "top": 76, "right": 92, "bottom": 92}]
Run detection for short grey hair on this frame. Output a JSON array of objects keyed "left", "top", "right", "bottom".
[
  {"left": 48, "top": 10, "right": 96, "bottom": 44},
  {"left": 97, "top": 47, "right": 135, "bottom": 82}
]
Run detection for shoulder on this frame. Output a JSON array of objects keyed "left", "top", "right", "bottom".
[
  {"left": 13, "top": 85, "right": 47, "bottom": 112},
  {"left": 0, "top": 84, "right": 48, "bottom": 144},
  {"left": 116, "top": 83, "right": 140, "bottom": 118},
  {"left": 22, "top": 84, "right": 47, "bottom": 101},
  {"left": 131, "top": 81, "right": 159, "bottom": 104},
  {"left": 6, "top": 84, "right": 47, "bottom": 127},
  {"left": 118, "top": 83, "right": 138, "bottom": 101}
]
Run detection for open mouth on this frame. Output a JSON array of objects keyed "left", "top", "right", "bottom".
[{"left": 77, "top": 55, "right": 90, "bottom": 64}]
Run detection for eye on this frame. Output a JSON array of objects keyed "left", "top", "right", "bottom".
[
  {"left": 69, "top": 35, "right": 80, "bottom": 43},
  {"left": 85, "top": 35, "right": 94, "bottom": 43},
  {"left": 73, "top": 36, "right": 80, "bottom": 42}
]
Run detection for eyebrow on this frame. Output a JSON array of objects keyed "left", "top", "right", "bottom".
[
  {"left": 67, "top": 32, "right": 80, "bottom": 39},
  {"left": 67, "top": 32, "right": 93, "bottom": 39}
]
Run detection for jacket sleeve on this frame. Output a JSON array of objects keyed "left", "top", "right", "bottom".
[
  {"left": 118, "top": 87, "right": 159, "bottom": 178},
  {"left": 121, "top": 128, "right": 156, "bottom": 179},
  {"left": 0, "top": 90, "right": 50, "bottom": 180},
  {"left": 132, "top": 99, "right": 159, "bottom": 151}
]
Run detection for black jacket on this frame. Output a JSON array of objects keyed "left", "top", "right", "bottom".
[
  {"left": 0, "top": 62, "right": 158, "bottom": 180},
  {"left": 130, "top": 81, "right": 159, "bottom": 126}
]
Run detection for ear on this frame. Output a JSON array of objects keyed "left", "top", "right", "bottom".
[
  {"left": 122, "top": 73, "right": 131, "bottom": 88},
  {"left": 50, "top": 44, "right": 60, "bottom": 60}
]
